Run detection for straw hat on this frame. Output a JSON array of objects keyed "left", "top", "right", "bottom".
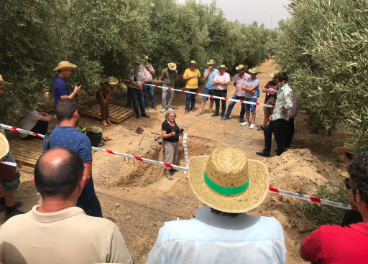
[
  {"left": 167, "top": 62, "right": 177, "bottom": 71},
  {"left": 0, "top": 75, "right": 11, "bottom": 85},
  {"left": 249, "top": 68, "right": 259, "bottom": 74},
  {"left": 106, "top": 76, "right": 118, "bottom": 85},
  {"left": 235, "top": 64, "right": 248, "bottom": 71},
  {"left": 88, "top": 126, "right": 103, "bottom": 133},
  {"left": 0, "top": 133, "right": 9, "bottom": 158},
  {"left": 53, "top": 61, "right": 77, "bottom": 71},
  {"left": 207, "top": 59, "right": 215, "bottom": 65},
  {"left": 189, "top": 60, "right": 197, "bottom": 65},
  {"left": 189, "top": 147, "right": 269, "bottom": 213},
  {"left": 144, "top": 56, "right": 151, "bottom": 60},
  {"left": 219, "top": 65, "right": 227, "bottom": 70}
]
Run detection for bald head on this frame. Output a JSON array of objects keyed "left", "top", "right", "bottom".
[{"left": 35, "top": 146, "right": 84, "bottom": 199}]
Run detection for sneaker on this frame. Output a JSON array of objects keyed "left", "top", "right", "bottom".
[
  {"left": 5, "top": 208, "right": 24, "bottom": 221},
  {"left": 168, "top": 108, "right": 174, "bottom": 111},
  {"left": 256, "top": 151, "right": 270, "bottom": 158},
  {"left": 141, "top": 114, "right": 150, "bottom": 118},
  {"left": 152, "top": 106, "right": 157, "bottom": 110},
  {"left": 257, "top": 126, "right": 265, "bottom": 131},
  {"left": 240, "top": 121, "right": 249, "bottom": 126},
  {"left": 196, "top": 112, "right": 203, "bottom": 116},
  {"left": 221, "top": 116, "right": 229, "bottom": 121},
  {"left": 160, "top": 108, "right": 166, "bottom": 113},
  {"left": 164, "top": 172, "right": 173, "bottom": 180},
  {"left": 185, "top": 110, "right": 189, "bottom": 114},
  {"left": 0, "top": 201, "right": 23, "bottom": 212},
  {"left": 211, "top": 113, "right": 219, "bottom": 117},
  {"left": 250, "top": 123, "right": 255, "bottom": 129}
]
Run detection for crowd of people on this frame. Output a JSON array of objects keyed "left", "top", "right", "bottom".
[{"left": 1, "top": 57, "right": 368, "bottom": 263}]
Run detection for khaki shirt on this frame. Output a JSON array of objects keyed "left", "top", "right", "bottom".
[{"left": 0, "top": 205, "right": 133, "bottom": 264}]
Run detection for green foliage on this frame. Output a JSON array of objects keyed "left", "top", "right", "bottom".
[
  {"left": 273, "top": 0, "right": 368, "bottom": 147},
  {"left": 296, "top": 181, "right": 349, "bottom": 228},
  {"left": 0, "top": 0, "right": 276, "bottom": 122}
]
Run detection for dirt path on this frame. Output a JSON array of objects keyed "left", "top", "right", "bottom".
[{"left": 8, "top": 60, "right": 349, "bottom": 264}]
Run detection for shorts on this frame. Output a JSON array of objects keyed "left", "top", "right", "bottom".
[
  {"left": 202, "top": 87, "right": 215, "bottom": 102},
  {"left": 264, "top": 106, "right": 274, "bottom": 120},
  {"left": 244, "top": 98, "right": 257, "bottom": 113},
  {"left": 1, "top": 151, "right": 20, "bottom": 192}
]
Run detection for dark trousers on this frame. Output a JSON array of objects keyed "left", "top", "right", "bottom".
[
  {"left": 143, "top": 83, "right": 156, "bottom": 107},
  {"left": 77, "top": 195, "right": 103, "bottom": 218},
  {"left": 285, "top": 118, "right": 295, "bottom": 148},
  {"left": 225, "top": 93, "right": 245, "bottom": 119},
  {"left": 185, "top": 88, "right": 197, "bottom": 110},
  {"left": 214, "top": 90, "right": 227, "bottom": 116},
  {"left": 24, "top": 121, "right": 49, "bottom": 140},
  {"left": 129, "top": 87, "right": 146, "bottom": 117},
  {"left": 263, "top": 119, "right": 288, "bottom": 155},
  {"left": 96, "top": 94, "right": 109, "bottom": 120}
]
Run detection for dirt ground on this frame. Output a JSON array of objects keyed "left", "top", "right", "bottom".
[{"left": 3, "top": 60, "right": 350, "bottom": 263}]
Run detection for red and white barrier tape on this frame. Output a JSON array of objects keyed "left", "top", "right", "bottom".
[
  {"left": 0, "top": 124, "right": 187, "bottom": 171},
  {"left": 126, "top": 80, "right": 275, "bottom": 109},
  {"left": 269, "top": 187, "right": 351, "bottom": 210},
  {"left": 2, "top": 123, "right": 351, "bottom": 210}
]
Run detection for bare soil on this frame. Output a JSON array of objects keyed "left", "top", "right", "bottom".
[{"left": 5, "top": 60, "right": 350, "bottom": 264}]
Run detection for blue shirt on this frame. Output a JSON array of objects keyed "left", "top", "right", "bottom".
[
  {"left": 204, "top": 69, "right": 219, "bottom": 90},
  {"left": 147, "top": 206, "right": 287, "bottom": 264},
  {"left": 244, "top": 77, "right": 260, "bottom": 99},
  {"left": 53, "top": 76, "right": 69, "bottom": 106},
  {"left": 42, "top": 125, "right": 96, "bottom": 203}
]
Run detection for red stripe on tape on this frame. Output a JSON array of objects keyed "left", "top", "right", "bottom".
[
  {"left": 33, "top": 133, "right": 41, "bottom": 138},
  {"left": 225, "top": 98, "right": 228, "bottom": 100},
  {"left": 134, "top": 156, "right": 143, "bottom": 161},
  {"left": 106, "top": 150, "right": 115, "bottom": 154},
  {"left": 310, "top": 196, "right": 321, "bottom": 204},
  {"left": 269, "top": 187, "right": 279, "bottom": 193},
  {"left": 181, "top": 90, "right": 185, "bottom": 93},
  {"left": 155, "top": 85, "right": 158, "bottom": 88},
  {"left": 210, "top": 95, "right": 214, "bottom": 98},
  {"left": 272, "top": 105, "right": 275, "bottom": 108},
  {"left": 168, "top": 87, "right": 172, "bottom": 90},
  {"left": 240, "top": 100, "right": 244, "bottom": 103},
  {"left": 256, "top": 103, "right": 260, "bottom": 105},
  {"left": 164, "top": 163, "right": 173, "bottom": 168},
  {"left": 142, "top": 83, "right": 146, "bottom": 85},
  {"left": 11, "top": 127, "right": 18, "bottom": 132},
  {"left": 196, "top": 92, "right": 199, "bottom": 95}
]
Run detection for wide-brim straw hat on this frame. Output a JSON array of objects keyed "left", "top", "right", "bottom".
[
  {"left": 333, "top": 145, "right": 357, "bottom": 154},
  {"left": 189, "top": 147, "right": 269, "bottom": 213},
  {"left": 54, "top": 61, "right": 77, "bottom": 71},
  {"left": 235, "top": 64, "right": 248, "bottom": 71},
  {"left": 249, "top": 68, "right": 259, "bottom": 74},
  {"left": 219, "top": 65, "right": 228, "bottom": 70},
  {"left": 189, "top": 60, "right": 197, "bottom": 65},
  {"left": 0, "top": 75, "right": 11, "bottom": 85},
  {"left": 88, "top": 126, "right": 103, "bottom": 133},
  {"left": 207, "top": 59, "right": 215, "bottom": 65},
  {"left": 0, "top": 133, "right": 9, "bottom": 158},
  {"left": 168, "top": 62, "right": 177, "bottom": 70},
  {"left": 106, "top": 76, "right": 118, "bottom": 85}
]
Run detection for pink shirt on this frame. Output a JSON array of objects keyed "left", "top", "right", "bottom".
[
  {"left": 214, "top": 72, "right": 230, "bottom": 90},
  {"left": 233, "top": 73, "right": 250, "bottom": 97}
]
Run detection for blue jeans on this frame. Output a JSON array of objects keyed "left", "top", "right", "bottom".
[
  {"left": 77, "top": 195, "right": 103, "bottom": 217},
  {"left": 244, "top": 97, "right": 257, "bottom": 113},
  {"left": 129, "top": 87, "right": 146, "bottom": 117},
  {"left": 143, "top": 83, "right": 156, "bottom": 107},
  {"left": 185, "top": 88, "right": 197, "bottom": 110},
  {"left": 225, "top": 93, "right": 245, "bottom": 119}
]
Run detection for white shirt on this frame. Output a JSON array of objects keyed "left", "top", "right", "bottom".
[
  {"left": 17, "top": 111, "right": 43, "bottom": 138},
  {"left": 147, "top": 206, "right": 287, "bottom": 264},
  {"left": 139, "top": 63, "right": 154, "bottom": 82}
]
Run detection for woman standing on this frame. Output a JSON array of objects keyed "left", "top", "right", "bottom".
[
  {"left": 162, "top": 110, "right": 182, "bottom": 180},
  {"left": 96, "top": 76, "right": 118, "bottom": 127}
]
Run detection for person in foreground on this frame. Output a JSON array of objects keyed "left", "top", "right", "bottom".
[
  {"left": 301, "top": 153, "right": 368, "bottom": 263},
  {"left": 147, "top": 147, "right": 287, "bottom": 264},
  {"left": 0, "top": 146, "right": 133, "bottom": 264}
]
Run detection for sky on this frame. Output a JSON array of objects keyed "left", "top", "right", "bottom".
[{"left": 176, "top": 0, "right": 291, "bottom": 29}]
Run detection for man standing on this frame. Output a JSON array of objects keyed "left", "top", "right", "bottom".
[
  {"left": 196, "top": 59, "right": 218, "bottom": 116},
  {"left": 147, "top": 147, "right": 287, "bottom": 264},
  {"left": 256, "top": 72, "right": 293, "bottom": 157},
  {"left": 160, "top": 62, "right": 178, "bottom": 112},
  {"left": 0, "top": 75, "right": 23, "bottom": 220},
  {"left": 258, "top": 73, "right": 279, "bottom": 131},
  {"left": 213, "top": 65, "right": 230, "bottom": 118},
  {"left": 222, "top": 64, "right": 250, "bottom": 121},
  {"left": 53, "top": 61, "right": 81, "bottom": 106},
  {"left": 285, "top": 93, "right": 298, "bottom": 148},
  {"left": 0, "top": 146, "right": 133, "bottom": 264},
  {"left": 43, "top": 99, "right": 103, "bottom": 217},
  {"left": 241, "top": 68, "right": 260, "bottom": 129},
  {"left": 139, "top": 56, "right": 156, "bottom": 110},
  {"left": 128, "top": 64, "right": 150, "bottom": 119},
  {"left": 183, "top": 60, "right": 201, "bottom": 114},
  {"left": 300, "top": 153, "right": 368, "bottom": 263}
]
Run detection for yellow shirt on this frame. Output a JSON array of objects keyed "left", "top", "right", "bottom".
[{"left": 184, "top": 68, "right": 201, "bottom": 89}]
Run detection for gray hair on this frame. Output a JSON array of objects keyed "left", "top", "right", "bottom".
[{"left": 165, "top": 110, "right": 176, "bottom": 120}]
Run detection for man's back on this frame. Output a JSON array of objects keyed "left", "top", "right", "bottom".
[
  {"left": 0, "top": 206, "right": 133, "bottom": 264},
  {"left": 147, "top": 206, "right": 286, "bottom": 264}
]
